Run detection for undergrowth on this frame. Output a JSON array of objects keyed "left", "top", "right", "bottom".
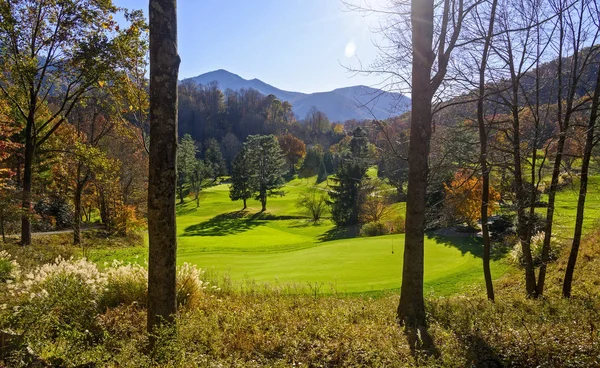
[{"left": 0, "top": 230, "right": 598, "bottom": 367}]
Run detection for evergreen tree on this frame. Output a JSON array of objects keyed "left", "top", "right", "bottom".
[
  {"left": 317, "top": 158, "right": 328, "bottom": 184},
  {"left": 245, "top": 135, "right": 287, "bottom": 211},
  {"left": 299, "top": 145, "right": 323, "bottom": 179},
  {"left": 204, "top": 138, "right": 228, "bottom": 181},
  {"left": 328, "top": 127, "right": 370, "bottom": 226},
  {"left": 229, "top": 148, "right": 254, "bottom": 209},
  {"left": 177, "top": 134, "right": 198, "bottom": 204},
  {"left": 189, "top": 159, "right": 209, "bottom": 208}
]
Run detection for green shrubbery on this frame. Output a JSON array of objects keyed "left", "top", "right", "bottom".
[
  {"left": 360, "top": 221, "right": 390, "bottom": 237},
  {"left": 510, "top": 231, "right": 562, "bottom": 266},
  {"left": 0, "top": 250, "right": 19, "bottom": 282},
  {"left": 360, "top": 215, "right": 405, "bottom": 237},
  {"left": 1, "top": 230, "right": 599, "bottom": 366}
]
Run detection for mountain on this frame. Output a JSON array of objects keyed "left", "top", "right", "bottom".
[{"left": 182, "top": 69, "right": 410, "bottom": 122}]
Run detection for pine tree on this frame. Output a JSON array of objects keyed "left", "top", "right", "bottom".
[
  {"left": 245, "top": 135, "right": 287, "bottom": 212},
  {"left": 229, "top": 148, "right": 254, "bottom": 209},
  {"left": 176, "top": 134, "right": 198, "bottom": 204},
  {"left": 328, "top": 127, "right": 369, "bottom": 226},
  {"left": 204, "top": 138, "right": 227, "bottom": 181}
]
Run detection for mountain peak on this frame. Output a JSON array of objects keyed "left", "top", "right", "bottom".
[{"left": 182, "top": 69, "right": 410, "bottom": 122}]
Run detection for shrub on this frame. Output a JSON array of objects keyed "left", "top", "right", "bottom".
[
  {"left": 0, "top": 250, "right": 20, "bottom": 282},
  {"left": 296, "top": 189, "right": 328, "bottom": 224},
  {"left": 386, "top": 215, "right": 406, "bottom": 234},
  {"left": 360, "top": 222, "right": 390, "bottom": 237},
  {"left": 489, "top": 214, "right": 516, "bottom": 241},
  {"left": 99, "top": 260, "right": 148, "bottom": 310},
  {"left": 176, "top": 263, "right": 209, "bottom": 309},
  {"left": 510, "top": 231, "right": 561, "bottom": 266},
  {"left": 6, "top": 257, "right": 106, "bottom": 343}
]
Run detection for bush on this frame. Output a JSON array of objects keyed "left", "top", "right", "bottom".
[
  {"left": 6, "top": 257, "right": 105, "bottom": 344},
  {"left": 360, "top": 222, "right": 390, "bottom": 237},
  {"left": 0, "top": 250, "right": 20, "bottom": 282},
  {"left": 33, "top": 196, "right": 74, "bottom": 231},
  {"left": 176, "top": 263, "right": 209, "bottom": 309},
  {"left": 99, "top": 260, "right": 148, "bottom": 310},
  {"left": 296, "top": 189, "right": 328, "bottom": 224},
  {"left": 510, "top": 231, "right": 561, "bottom": 266},
  {"left": 386, "top": 215, "right": 406, "bottom": 234},
  {"left": 489, "top": 214, "right": 516, "bottom": 242}
]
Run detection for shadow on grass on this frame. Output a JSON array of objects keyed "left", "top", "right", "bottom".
[
  {"left": 182, "top": 211, "right": 266, "bottom": 237},
  {"left": 176, "top": 204, "right": 198, "bottom": 216},
  {"left": 318, "top": 225, "right": 360, "bottom": 242},
  {"left": 404, "top": 326, "right": 441, "bottom": 362},
  {"left": 182, "top": 211, "right": 307, "bottom": 237},
  {"left": 426, "top": 232, "right": 509, "bottom": 261}
]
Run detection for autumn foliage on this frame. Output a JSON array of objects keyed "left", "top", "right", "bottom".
[{"left": 444, "top": 170, "right": 501, "bottom": 226}]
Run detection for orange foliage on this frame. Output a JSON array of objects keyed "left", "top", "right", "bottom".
[
  {"left": 444, "top": 170, "right": 501, "bottom": 226},
  {"left": 278, "top": 133, "right": 306, "bottom": 168}
]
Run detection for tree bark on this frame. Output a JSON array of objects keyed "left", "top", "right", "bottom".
[
  {"left": 20, "top": 119, "right": 34, "bottom": 246},
  {"left": 74, "top": 183, "right": 83, "bottom": 245},
  {"left": 397, "top": 0, "right": 434, "bottom": 328},
  {"left": 261, "top": 193, "right": 267, "bottom": 212},
  {"left": 563, "top": 62, "right": 600, "bottom": 298},
  {"left": 0, "top": 211, "right": 5, "bottom": 243},
  {"left": 147, "top": 0, "right": 180, "bottom": 337},
  {"left": 243, "top": 198, "right": 247, "bottom": 210},
  {"left": 477, "top": 0, "right": 498, "bottom": 302}
]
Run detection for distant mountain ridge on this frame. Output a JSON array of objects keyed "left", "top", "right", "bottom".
[{"left": 182, "top": 69, "right": 410, "bottom": 122}]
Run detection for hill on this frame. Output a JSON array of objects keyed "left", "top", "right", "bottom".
[{"left": 182, "top": 69, "right": 410, "bottom": 122}]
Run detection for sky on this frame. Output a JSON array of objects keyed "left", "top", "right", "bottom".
[{"left": 114, "top": 0, "right": 387, "bottom": 93}]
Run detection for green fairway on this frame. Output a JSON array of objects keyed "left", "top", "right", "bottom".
[
  {"left": 88, "top": 175, "right": 600, "bottom": 294},
  {"left": 92, "top": 176, "right": 515, "bottom": 294},
  {"left": 179, "top": 233, "right": 508, "bottom": 294},
  {"left": 537, "top": 176, "right": 600, "bottom": 238}
]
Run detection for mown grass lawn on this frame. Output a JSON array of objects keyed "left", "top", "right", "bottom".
[
  {"left": 90, "top": 175, "right": 519, "bottom": 294},
  {"left": 92, "top": 175, "right": 600, "bottom": 294}
]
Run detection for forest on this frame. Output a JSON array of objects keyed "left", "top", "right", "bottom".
[{"left": 1, "top": 0, "right": 600, "bottom": 366}]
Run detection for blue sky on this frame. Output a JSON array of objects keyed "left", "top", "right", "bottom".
[{"left": 114, "top": 0, "right": 385, "bottom": 93}]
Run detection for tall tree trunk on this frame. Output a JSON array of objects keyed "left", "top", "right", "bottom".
[
  {"left": 563, "top": 63, "right": 600, "bottom": 298},
  {"left": 261, "top": 193, "right": 267, "bottom": 212},
  {"left": 397, "top": 0, "right": 434, "bottom": 328},
  {"left": 147, "top": 0, "right": 180, "bottom": 337},
  {"left": 178, "top": 186, "right": 185, "bottom": 204},
  {"left": 243, "top": 198, "right": 247, "bottom": 210},
  {"left": 21, "top": 120, "right": 34, "bottom": 246},
  {"left": 74, "top": 183, "right": 83, "bottom": 245},
  {"left": 506, "top": 37, "right": 537, "bottom": 295},
  {"left": 477, "top": 0, "right": 498, "bottom": 302},
  {"left": 0, "top": 210, "right": 5, "bottom": 243}
]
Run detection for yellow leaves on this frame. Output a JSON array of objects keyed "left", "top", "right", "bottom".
[
  {"left": 444, "top": 170, "right": 501, "bottom": 226},
  {"left": 98, "top": 81, "right": 106, "bottom": 88}
]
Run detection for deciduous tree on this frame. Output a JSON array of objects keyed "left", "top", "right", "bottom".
[{"left": 147, "top": 0, "right": 180, "bottom": 338}]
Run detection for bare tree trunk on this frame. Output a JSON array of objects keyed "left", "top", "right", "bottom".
[
  {"left": 243, "top": 198, "right": 247, "bottom": 210},
  {"left": 21, "top": 120, "right": 34, "bottom": 246},
  {"left": 74, "top": 182, "right": 84, "bottom": 245},
  {"left": 261, "top": 193, "right": 267, "bottom": 212},
  {"left": 147, "top": 0, "right": 180, "bottom": 338},
  {"left": 563, "top": 62, "right": 600, "bottom": 298},
  {"left": 477, "top": 0, "right": 498, "bottom": 302},
  {"left": 397, "top": 0, "right": 434, "bottom": 328},
  {"left": 0, "top": 210, "right": 5, "bottom": 243},
  {"left": 537, "top": 0, "right": 589, "bottom": 296}
]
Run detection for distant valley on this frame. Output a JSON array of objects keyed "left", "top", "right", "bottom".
[{"left": 181, "top": 69, "right": 410, "bottom": 122}]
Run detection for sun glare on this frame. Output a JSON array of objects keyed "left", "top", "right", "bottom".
[{"left": 344, "top": 41, "right": 356, "bottom": 58}]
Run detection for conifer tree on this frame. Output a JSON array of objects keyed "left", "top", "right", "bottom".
[{"left": 328, "top": 127, "right": 369, "bottom": 226}]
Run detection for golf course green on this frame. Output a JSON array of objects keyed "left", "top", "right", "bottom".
[
  {"left": 88, "top": 175, "right": 600, "bottom": 294},
  {"left": 170, "top": 177, "right": 510, "bottom": 294}
]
